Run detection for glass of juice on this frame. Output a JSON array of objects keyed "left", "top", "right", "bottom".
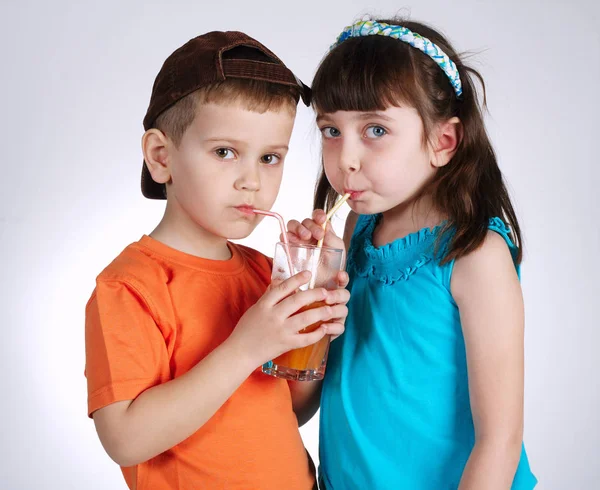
[{"left": 262, "top": 242, "right": 344, "bottom": 381}]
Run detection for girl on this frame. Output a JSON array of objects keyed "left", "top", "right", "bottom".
[{"left": 287, "top": 18, "right": 537, "bottom": 489}]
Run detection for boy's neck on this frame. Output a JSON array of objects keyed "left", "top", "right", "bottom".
[{"left": 150, "top": 203, "right": 232, "bottom": 261}]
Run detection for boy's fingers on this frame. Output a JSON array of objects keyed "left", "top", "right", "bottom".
[
  {"left": 279, "top": 287, "right": 328, "bottom": 318},
  {"left": 321, "top": 322, "right": 345, "bottom": 337},
  {"left": 335, "top": 271, "right": 350, "bottom": 289},
  {"left": 268, "top": 271, "right": 311, "bottom": 304},
  {"left": 270, "top": 278, "right": 284, "bottom": 288},
  {"left": 294, "top": 326, "right": 328, "bottom": 347},
  {"left": 325, "top": 304, "right": 348, "bottom": 320},
  {"left": 325, "top": 288, "right": 350, "bottom": 306},
  {"left": 290, "top": 302, "right": 336, "bottom": 333}
]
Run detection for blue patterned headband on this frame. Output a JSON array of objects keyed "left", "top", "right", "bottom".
[{"left": 332, "top": 20, "right": 463, "bottom": 98}]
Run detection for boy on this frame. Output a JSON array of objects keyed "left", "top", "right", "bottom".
[{"left": 85, "top": 31, "right": 349, "bottom": 489}]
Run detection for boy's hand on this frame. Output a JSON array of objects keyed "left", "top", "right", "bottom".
[
  {"left": 227, "top": 270, "right": 349, "bottom": 368},
  {"left": 322, "top": 271, "right": 349, "bottom": 341}
]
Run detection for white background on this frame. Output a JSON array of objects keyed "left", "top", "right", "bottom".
[{"left": 1, "top": 0, "right": 598, "bottom": 488}]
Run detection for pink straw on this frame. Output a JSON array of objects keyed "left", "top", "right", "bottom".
[{"left": 252, "top": 209, "right": 294, "bottom": 277}]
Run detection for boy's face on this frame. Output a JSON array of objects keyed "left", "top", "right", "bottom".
[{"left": 163, "top": 101, "right": 295, "bottom": 241}]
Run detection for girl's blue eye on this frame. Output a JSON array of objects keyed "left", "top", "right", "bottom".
[
  {"left": 321, "top": 127, "right": 341, "bottom": 138},
  {"left": 365, "top": 126, "right": 387, "bottom": 139},
  {"left": 260, "top": 154, "right": 281, "bottom": 165},
  {"left": 215, "top": 148, "right": 235, "bottom": 159}
]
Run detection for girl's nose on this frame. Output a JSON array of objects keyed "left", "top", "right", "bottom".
[{"left": 339, "top": 142, "right": 360, "bottom": 173}]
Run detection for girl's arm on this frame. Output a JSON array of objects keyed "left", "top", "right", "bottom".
[
  {"left": 451, "top": 231, "right": 525, "bottom": 490},
  {"left": 287, "top": 380, "right": 324, "bottom": 427},
  {"left": 287, "top": 280, "right": 348, "bottom": 426},
  {"left": 286, "top": 211, "right": 357, "bottom": 425}
]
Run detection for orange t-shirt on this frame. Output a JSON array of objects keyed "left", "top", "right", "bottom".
[{"left": 85, "top": 236, "right": 315, "bottom": 490}]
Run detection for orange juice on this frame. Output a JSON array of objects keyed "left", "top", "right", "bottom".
[
  {"left": 263, "top": 242, "right": 343, "bottom": 381},
  {"left": 273, "top": 300, "right": 331, "bottom": 371}
]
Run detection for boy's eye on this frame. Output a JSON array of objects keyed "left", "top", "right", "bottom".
[
  {"left": 321, "top": 127, "right": 341, "bottom": 138},
  {"left": 365, "top": 126, "right": 387, "bottom": 139},
  {"left": 260, "top": 154, "right": 281, "bottom": 165},
  {"left": 215, "top": 148, "right": 235, "bottom": 159}
]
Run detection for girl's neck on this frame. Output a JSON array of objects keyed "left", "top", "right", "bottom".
[{"left": 373, "top": 195, "right": 446, "bottom": 247}]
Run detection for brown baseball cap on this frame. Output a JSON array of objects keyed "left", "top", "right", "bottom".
[{"left": 141, "top": 30, "right": 311, "bottom": 199}]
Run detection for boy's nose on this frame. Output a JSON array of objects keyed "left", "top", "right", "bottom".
[{"left": 235, "top": 163, "right": 261, "bottom": 191}]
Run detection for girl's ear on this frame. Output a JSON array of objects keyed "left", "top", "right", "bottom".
[
  {"left": 431, "top": 117, "right": 463, "bottom": 168},
  {"left": 142, "top": 129, "right": 172, "bottom": 185}
]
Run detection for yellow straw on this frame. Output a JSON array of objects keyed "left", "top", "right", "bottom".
[
  {"left": 316, "top": 193, "right": 351, "bottom": 248},
  {"left": 308, "top": 193, "right": 351, "bottom": 290}
]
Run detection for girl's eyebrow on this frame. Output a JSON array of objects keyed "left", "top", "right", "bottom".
[
  {"left": 316, "top": 112, "right": 394, "bottom": 124},
  {"left": 355, "top": 112, "right": 394, "bottom": 122},
  {"left": 316, "top": 114, "right": 332, "bottom": 124}
]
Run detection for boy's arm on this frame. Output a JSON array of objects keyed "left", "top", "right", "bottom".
[
  {"left": 93, "top": 339, "right": 257, "bottom": 467},
  {"left": 452, "top": 231, "right": 525, "bottom": 489},
  {"left": 91, "top": 272, "right": 342, "bottom": 467}
]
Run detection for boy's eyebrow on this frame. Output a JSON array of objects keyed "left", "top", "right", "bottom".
[
  {"left": 204, "top": 137, "right": 246, "bottom": 145},
  {"left": 264, "top": 144, "right": 289, "bottom": 152},
  {"left": 204, "top": 137, "right": 288, "bottom": 151}
]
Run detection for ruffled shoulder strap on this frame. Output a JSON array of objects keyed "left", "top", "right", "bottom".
[
  {"left": 440, "top": 217, "right": 521, "bottom": 289},
  {"left": 488, "top": 216, "right": 520, "bottom": 277}
]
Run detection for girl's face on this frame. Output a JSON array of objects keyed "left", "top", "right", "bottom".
[{"left": 318, "top": 106, "right": 437, "bottom": 217}]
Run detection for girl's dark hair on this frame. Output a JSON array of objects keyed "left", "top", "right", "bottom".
[{"left": 312, "top": 18, "right": 522, "bottom": 263}]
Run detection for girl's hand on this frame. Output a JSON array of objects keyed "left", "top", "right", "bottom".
[
  {"left": 286, "top": 209, "right": 350, "bottom": 341},
  {"left": 286, "top": 209, "right": 346, "bottom": 252}
]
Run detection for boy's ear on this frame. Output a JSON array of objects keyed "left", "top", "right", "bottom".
[
  {"left": 142, "top": 129, "right": 172, "bottom": 184},
  {"left": 430, "top": 117, "right": 462, "bottom": 168}
]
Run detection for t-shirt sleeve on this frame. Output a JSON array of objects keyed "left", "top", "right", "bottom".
[{"left": 85, "top": 279, "right": 170, "bottom": 417}]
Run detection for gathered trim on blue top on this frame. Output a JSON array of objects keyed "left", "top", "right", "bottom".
[
  {"left": 347, "top": 214, "right": 444, "bottom": 285},
  {"left": 347, "top": 214, "right": 515, "bottom": 285}
]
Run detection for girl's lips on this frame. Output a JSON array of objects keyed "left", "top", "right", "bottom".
[{"left": 345, "top": 190, "right": 363, "bottom": 200}]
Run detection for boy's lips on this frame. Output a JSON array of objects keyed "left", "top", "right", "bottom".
[{"left": 235, "top": 205, "right": 256, "bottom": 215}]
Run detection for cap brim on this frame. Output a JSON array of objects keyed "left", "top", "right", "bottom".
[{"left": 298, "top": 80, "right": 311, "bottom": 106}]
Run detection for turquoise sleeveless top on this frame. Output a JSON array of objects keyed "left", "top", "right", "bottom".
[{"left": 319, "top": 214, "right": 537, "bottom": 489}]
